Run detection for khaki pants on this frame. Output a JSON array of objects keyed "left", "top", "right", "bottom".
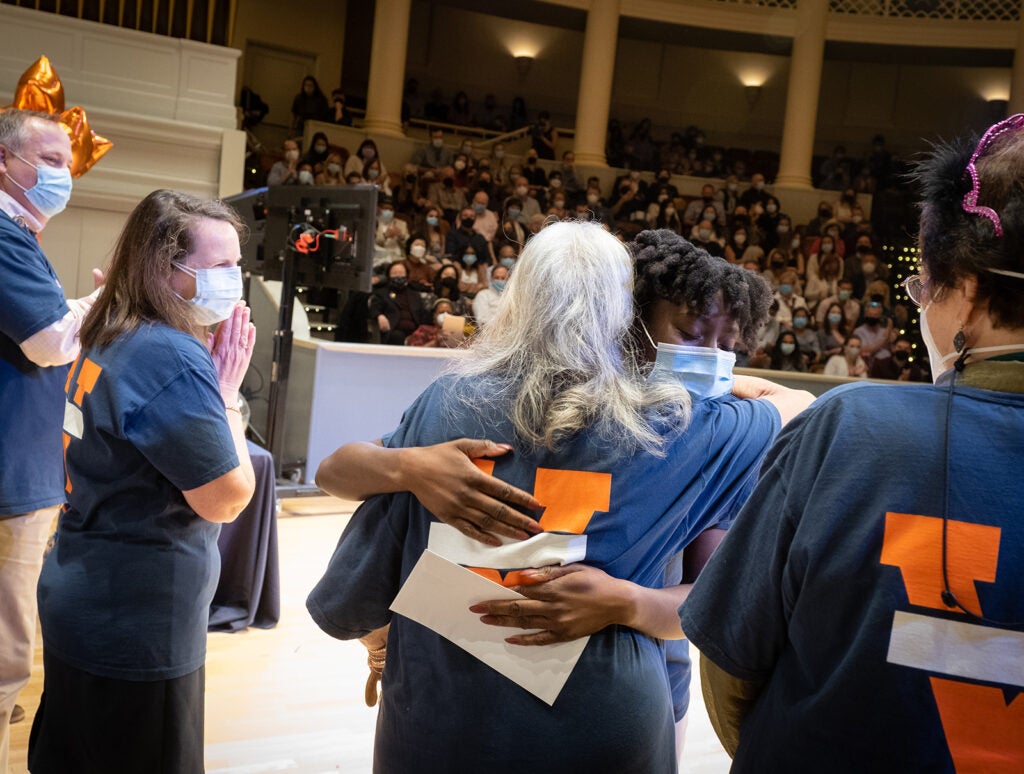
[{"left": 0, "top": 508, "right": 55, "bottom": 774}]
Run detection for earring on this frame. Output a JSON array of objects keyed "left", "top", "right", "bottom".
[{"left": 953, "top": 323, "right": 966, "bottom": 354}]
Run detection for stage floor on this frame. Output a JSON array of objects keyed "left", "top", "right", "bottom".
[{"left": 10, "top": 498, "right": 730, "bottom": 773}]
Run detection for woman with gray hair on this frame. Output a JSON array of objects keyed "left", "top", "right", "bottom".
[{"left": 308, "top": 222, "right": 790, "bottom": 772}]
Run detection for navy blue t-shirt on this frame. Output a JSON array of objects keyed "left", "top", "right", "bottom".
[
  {"left": 308, "top": 374, "right": 778, "bottom": 773},
  {"left": 681, "top": 380, "right": 1024, "bottom": 772},
  {"left": 37, "top": 323, "right": 238, "bottom": 681},
  {"left": 0, "top": 211, "right": 69, "bottom": 515}
]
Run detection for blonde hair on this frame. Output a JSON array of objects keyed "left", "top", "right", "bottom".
[{"left": 449, "top": 220, "right": 690, "bottom": 453}]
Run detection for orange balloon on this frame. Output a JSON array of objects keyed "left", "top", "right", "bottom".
[
  {"left": 10, "top": 56, "right": 65, "bottom": 114},
  {"left": 59, "top": 107, "right": 113, "bottom": 178}
]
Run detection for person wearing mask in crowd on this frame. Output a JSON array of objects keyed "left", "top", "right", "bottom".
[
  {"left": 314, "top": 152, "right": 345, "bottom": 186},
  {"left": 455, "top": 245, "right": 487, "bottom": 298},
  {"left": 842, "top": 206, "right": 870, "bottom": 255},
  {"left": 815, "top": 219, "right": 846, "bottom": 261},
  {"left": 547, "top": 187, "right": 570, "bottom": 221},
  {"left": 791, "top": 306, "right": 820, "bottom": 368},
  {"left": 28, "top": 190, "right": 255, "bottom": 772},
  {"left": 303, "top": 131, "right": 330, "bottom": 173},
  {"left": 833, "top": 188, "right": 858, "bottom": 224},
  {"left": 805, "top": 232, "right": 842, "bottom": 293},
  {"left": 679, "top": 121, "right": 1024, "bottom": 772},
  {"left": 329, "top": 89, "right": 352, "bottom": 126},
  {"left": 724, "top": 225, "right": 762, "bottom": 268},
  {"left": 488, "top": 143, "right": 510, "bottom": 186},
  {"left": 309, "top": 224, "right": 812, "bottom": 774},
  {"left": 853, "top": 298, "right": 894, "bottom": 366},
  {"left": 773, "top": 217, "right": 803, "bottom": 275},
  {"left": 818, "top": 144, "right": 849, "bottom": 190},
  {"left": 773, "top": 269, "right": 805, "bottom": 326},
  {"left": 512, "top": 176, "right": 542, "bottom": 224},
  {"left": 428, "top": 167, "right": 466, "bottom": 225},
  {"left": 405, "top": 299, "right": 459, "bottom": 349},
  {"left": 267, "top": 138, "right": 301, "bottom": 186},
  {"left": 370, "top": 261, "right": 428, "bottom": 346},
  {"left": 430, "top": 263, "right": 468, "bottom": 317},
  {"left": 530, "top": 110, "right": 558, "bottom": 160},
  {"left": 363, "top": 158, "right": 392, "bottom": 197},
  {"left": 654, "top": 168, "right": 679, "bottom": 200},
  {"left": 647, "top": 185, "right": 673, "bottom": 225},
  {"left": 498, "top": 198, "right": 528, "bottom": 252},
  {"left": 374, "top": 198, "right": 409, "bottom": 267},
  {"left": 419, "top": 205, "right": 450, "bottom": 262},
  {"left": 391, "top": 164, "right": 421, "bottom": 214},
  {"left": 449, "top": 91, "right": 472, "bottom": 127},
  {"left": 769, "top": 329, "right": 808, "bottom": 372},
  {"left": 402, "top": 235, "right": 439, "bottom": 290},
  {"left": 451, "top": 153, "right": 472, "bottom": 190},
  {"left": 651, "top": 196, "right": 684, "bottom": 235},
  {"left": 413, "top": 128, "right": 455, "bottom": 171},
  {"left": 690, "top": 219, "right": 724, "bottom": 258},
  {"left": 494, "top": 243, "right": 518, "bottom": 275},
  {"left": 848, "top": 250, "right": 886, "bottom": 299},
  {"left": 0, "top": 109, "right": 104, "bottom": 762},
  {"left": 738, "top": 173, "right": 769, "bottom": 210},
  {"left": 584, "top": 185, "right": 613, "bottom": 227},
  {"left": 296, "top": 162, "right": 315, "bottom": 186},
  {"left": 346, "top": 139, "right": 385, "bottom": 180},
  {"left": 804, "top": 250, "right": 843, "bottom": 308},
  {"left": 471, "top": 263, "right": 508, "bottom": 327},
  {"left": 817, "top": 301, "right": 849, "bottom": 364},
  {"left": 817, "top": 277, "right": 861, "bottom": 329},
  {"left": 761, "top": 249, "right": 790, "bottom": 292},
  {"left": 447, "top": 207, "right": 490, "bottom": 264},
  {"left": 719, "top": 175, "right": 740, "bottom": 214},
  {"left": 823, "top": 333, "right": 867, "bottom": 377},
  {"left": 290, "top": 76, "right": 327, "bottom": 134},
  {"left": 756, "top": 196, "right": 784, "bottom": 251},
  {"left": 557, "top": 150, "right": 581, "bottom": 202},
  {"left": 469, "top": 190, "right": 498, "bottom": 258},
  {"left": 806, "top": 201, "right": 833, "bottom": 237},
  {"left": 522, "top": 149, "right": 548, "bottom": 194},
  {"left": 526, "top": 212, "right": 548, "bottom": 240},
  {"left": 683, "top": 183, "right": 725, "bottom": 228},
  {"left": 868, "top": 334, "right": 924, "bottom": 381}
]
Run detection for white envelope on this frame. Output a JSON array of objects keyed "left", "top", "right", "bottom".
[
  {"left": 389, "top": 549, "right": 589, "bottom": 706},
  {"left": 427, "top": 522, "right": 588, "bottom": 569}
]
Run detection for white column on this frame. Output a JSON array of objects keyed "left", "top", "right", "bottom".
[
  {"left": 573, "top": 0, "right": 621, "bottom": 167},
  {"left": 1008, "top": 3, "right": 1024, "bottom": 115},
  {"left": 363, "top": 0, "right": 411, "bottom": 138},
  {"left": 775, "top": 0, "right": 829, "bottom": 190}
]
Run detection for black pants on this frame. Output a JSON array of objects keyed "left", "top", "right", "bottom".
[{"left": 28, "top": 650, "right": 205, "bottom": 774}]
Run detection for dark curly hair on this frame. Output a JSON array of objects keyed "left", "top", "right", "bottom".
[
  {"left": 914, "top": 128, "right": 1024, "bottom": 329},
  {"left": 632, "top": 229, "right": 773, "bottom": 350}
]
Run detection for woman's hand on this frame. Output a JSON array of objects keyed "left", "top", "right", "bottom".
[
  {"left": 210, "top": 302, "right": 256, "bottom": 405},
  {"left": 378, "top": 314, "right": 391, "bottom": 333},
  {"left": 469, "top": 564, "right": 632, "bottom": 645},
  {"left": 399, "top": 440, "right": 542, "bottom": 544}
]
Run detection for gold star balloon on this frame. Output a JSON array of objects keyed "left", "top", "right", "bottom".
[{"left": 4, "top": 56, "right": 112, "bottom": 178}]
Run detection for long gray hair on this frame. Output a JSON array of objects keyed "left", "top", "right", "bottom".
[{"left": 449, "top": 220, "right": 691, "bottom": 453}]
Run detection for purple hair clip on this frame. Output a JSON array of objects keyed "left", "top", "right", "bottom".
[{"left": 962, "top": 113, "right": 1024, "bottom": 237}]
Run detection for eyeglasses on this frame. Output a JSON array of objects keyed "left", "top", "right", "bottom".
[
  {"left": 962, "top": 113, "right": 1024, "bottom": 237},
  {"left": 903, "top": 274, "right": 925, "bottom": 307}
]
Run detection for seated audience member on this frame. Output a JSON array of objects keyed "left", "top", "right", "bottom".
[
  {"left": 654, "top": 168, "right": 679, "bottom": 200},
  {"left": 804, "top": 251, "right": 843, "bottom": 307},
  {"left": 413, "top": 128, "right": 455, "bottom": 170},
  {"left": 823, "top": 334, "right": 867, "bottom": 377},
  {"left": 498, "top": 199, "right": 528, "bottom": 251},
  {"left": 291, "top": 75, "right": 328, "bottom": 134},
  {"left": 403, "top": 236, "right": 439, "bottom": 290},
  {"left": 868, "top": 335, "right": 925, "bottom": 381},
  {"left": 749, "top": 299, "right": 782, "bottom": 368},
  {"left": 363, "top": 158, "right": 392, "bottom": 196},
  {"left": 471, "top": 264, "right": 509, "bottom": 327},
  {"left": 392, "top": 164, "right": 422, "bottom": 214},
  {"left": 452, "top": 154, "right": 472, "bottom": 189},
  {"left": 429, "top": 263, "right": 469, "bottom": 316},
  {"left": 650, "top": 199, "right": 683, "bottom": 234},
  {"left": 806, "top": 201, "right": 833, "bottom": 237},
  {"left": 346, "top": 139, "right": 386, "bottom": 180},
  {"left": 530, "top": 111, "right": 558, "bottom": 159},
  {"left": 848, "top": 249, "right": 887, "bottom": 299},
  {"left": 488, "top": 143, "right": 511, "bottom": 185},
  {"left": 584, "top": 186, "right": 613, "bottom": 226},
  {"left": 446, "top": 208, "right": 490, "bottom": 263},
  {"left": 268, "top": 138, "right": 301, "bottom": 185},
  {"left": 773, "top": 270, "right": 805, "bottom": 325},
  {"left": 817, "top": 302, "right": 849, "bottom": 364},
  {"left": 370, "top": 261, "right": 429, "bottom": 345},
  {"left": 470, "top": 191, "right": 498, "bottom": 248},
  {"left": 690, "top": 219, "right": 725, "bottom": 258},
  {"left": 769, "top": 329, "right": 808, "bottom": 373},
  {"left": 304, "top": 132, "right": 331, "bottom": 173},
  {"left": 757, "top": 197, "right": 784, "bottom": 251},
  {"left": 456, "top": 246, "right": 487, "bottom": 298},
  {"left": 719, "top": 175, "right": 740, "bottom": 214},
  {"left": 374, "top": 199, "right": 409, "bottom": 267},
  {"left": 522, "top": 150, "right": 548, "bottom": 190},
  {"left": 815, "top": 278, "right": 861, "bottom": 329},
  {"left": 791, "top": 306, "right": 820, "bottom": 368},
  {"left": 526, "top": 213, "right": 548, "bottom": 239},
  {"left": 420, "top": 206, "right": 450, "bottom": 261},
  {"left": 684, "top": 184, "right": 726, "bottom": 228},
  {"left": 430, "top": 168, "right": 467, "bottom": 224},
  {"left": 833, "top": 188, "right": 858, "bottom": 224},
  {"left": 296, "top": 162, "right": 315, "bottom": 186},
  {"left": 806, "top": 233, "right": 842, "bottom": 288},
  {"left": 556, "top": 151, "right": 581, "bottom": 201},
  {"left": 761, "top": 249, "right": 790, "bottom": 291},
  {"left": 512, "top": 177, "right": 542, "bottom": 224},
  {"left": 725, "top": 226, "right": 762, "bottom": 267},
  {"left": 611, "top": 179, "right": 648, "bottom": 235},
  {"left": 548, "top": 190, "right": 569, "bottom": 221},
  {"left": 329, "top": 89, "right": 352, "bottom": 126},
  {"left": 494, "top": 243, "right": 518, "bottom": 274},
  {"left": 315, "top": 152, "right": 345, "bottom": 185},
  {"left": 405, "top": 299, "right": 462, "bottom": 349},
  {"left": 852, "top": 299, "right": 893, "bottom": 365},
  {"left": 738, "top": 173, "right": 769, "bottom": 210},
  {"left": 812, "top": 219, "right": 846, "bottom": 260}
]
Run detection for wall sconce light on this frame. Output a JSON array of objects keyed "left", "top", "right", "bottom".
[
  {"left": 514, "top": 55, "right": 533, "bottom": 81},
  {"left": 745, "top": 85, "right": 762, "bottom": 107}
]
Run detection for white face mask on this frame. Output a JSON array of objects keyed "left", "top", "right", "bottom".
[
  {"left": 173, "top": 263, "right": 243, "bottom": 326},
  {"left": 410, "top": 244, "right": 427, "bottom": 260}
]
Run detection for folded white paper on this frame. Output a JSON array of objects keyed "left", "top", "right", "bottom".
[
  {"left": 389, "top": 549, "right": 589, "bottom": 706},
  {"left": 427, "top": 522, "right": 587, "bottom": 570}
]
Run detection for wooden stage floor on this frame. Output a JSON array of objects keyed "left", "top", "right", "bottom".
[{"left": 9, "top": 498, "right": 730, "bottom": 773}]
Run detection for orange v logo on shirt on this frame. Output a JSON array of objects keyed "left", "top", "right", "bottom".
[
  {"left": 61, "top": 355, "right": 103, "bottom": 493},
  {"left": 465, "top": 460, "right": 612, "bottom": 587}
]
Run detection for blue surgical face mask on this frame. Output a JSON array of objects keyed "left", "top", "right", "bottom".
[
  {"left": 793, "top": 316, "right": 808, "bottom": 329},
  {"left": 491, "top": 279, "right": 506, "bottom": 293},
  {"left": 780, "top": 342, "right": 796, "bottom": 355},
  {"left": 462, "top": 253, "right": 477, "bottom": 266},
  {"left": 828, "top": 312, "right": 843, "bottom": 325},
  {"left": 426, "top": 216, "right": 439, "bottom": 227},
  {"left": 9, "top": 150, "right": 73, "bottom": 218},
  {"left": 473, "top": 203, "right": 486, "bottom": 214},
  {"left": 779, "top": 283, "right": 793, "bottom": 296},
  {"left": 508, "top": 208, "right": 521, "bottom": 219},
  {"left": 652, "top": 342, "right": 736, "bottom": 400},
  {"left": 500, "top": 257, "right": 516, "bottom": 270},
  {"left": 173, "top": 263, "right": 243, "bottom": 326}
]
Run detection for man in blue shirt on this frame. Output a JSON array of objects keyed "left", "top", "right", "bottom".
[{"left": 0, "top": 109, "right": 101, "bottom": 762}]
